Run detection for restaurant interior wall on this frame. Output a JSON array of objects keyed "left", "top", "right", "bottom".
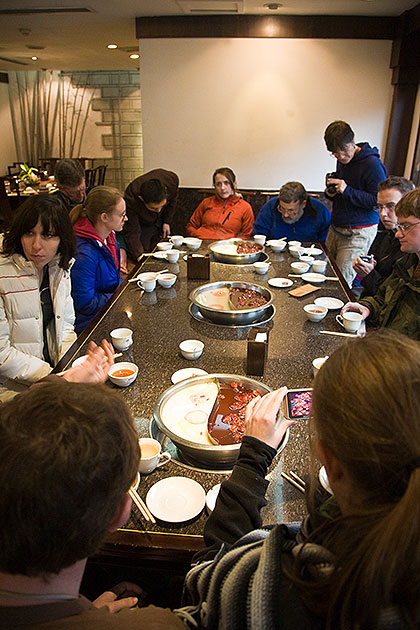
[
  {"left": 139, "top": 38, "right": 393, "bottom": 191},
  {"left": 0, "top": 81, "right": 18, "bottom": 175}
]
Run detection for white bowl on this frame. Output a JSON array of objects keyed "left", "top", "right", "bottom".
[
  {"left": 288, "top": 240, "right": 301, "bottom": 248},
  {"left": 179, "top": 339, "right": 204, "bottom": 360},
  {"left": 312, "top": 356, "right": 329, "bottom": 377},
  {"left": 291, "top": 261, "right": 310, "bottom": 274},
  {"left": 253, "top": 261, "right": 270, "bottom": 274},
  {"left": 108, "top": 361, "right": 138, "bottom": 387},
  {"left": 157, "top": 242, "right": 173, "bottom": 251},
  {"left": 110, "top": 327, "right": 133, "bottom": 350},
  {"left": 269, "top": 240, "right": 287, "bottom": 252},
  {"left": 184, "top": 237, "right": 202, "bottom": 251},
  {"left": 72, "top": 354, "right": 88, "bottom": 368},
  {"left": 289, "top": 246, "right": 306, "bottom": 259},
  {"left": 299, "top": 255, "right": 314, "bottom": 266},
  {"left": 157, "top": 273, "right": 177, "bottom": 288},
  {"left": 312, "top": 260, "right": 327, "bottom": 273},
  {"left": 304, "top": 303, "right": 328, "bottom": 322}
]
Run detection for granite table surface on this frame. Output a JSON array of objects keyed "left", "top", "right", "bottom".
[{"left": 58, "top": 240, "right": 353, "bottom": 549}]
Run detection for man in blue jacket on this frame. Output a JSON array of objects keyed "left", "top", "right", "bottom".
[
  {"left": 252, "top": 181, "right": 330, "bottom": 243},
  {"left": 324, "top": 120, "right": 387, "bottom": 287}
]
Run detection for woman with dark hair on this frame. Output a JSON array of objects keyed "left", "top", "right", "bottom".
[
  {"left": 0, "top": 194, "right": 76, "bottom": 400},
  {"left": 70, "top": 186, "right": 126, "bottom": 334},
  {"left": 186, "top": 167, "right": 254, "bottom": 239},
  {"left": 182, "top": 329, "right": 420, "bottom": 629}
]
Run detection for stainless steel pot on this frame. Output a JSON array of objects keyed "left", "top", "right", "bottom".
[
  {"left": 153, "top": 374, "right": 289, "bottom": 467},
  {"left": 209, "top": 239, "right": 264, "bottom": 264},
  {"left": 189, "top": 281, "right": 274, "bottom": 325}
]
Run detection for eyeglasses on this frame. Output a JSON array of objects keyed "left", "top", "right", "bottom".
[{"left": 396, "top": 221, "right": 420, "bottom": 233}]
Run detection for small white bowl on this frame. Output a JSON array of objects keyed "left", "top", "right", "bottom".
[
  {"left": 268, "top": 239, "right": 287, "bottom": 253},
  {"left": 179, "top": 339, "right": 204, "bottom": 360},
  {"left": 110, "top": 327, "right": 133, "bottom": 350},
  {"left": 289, "top": 246, "right": 306, "bottom": 259},
  {"left": 304, "top": 303, "right": 328, "bottom": 322},
  {"left": 72, "top": 355, "right": 88, "bottom": 368},
  {"left": 312, "top": 260, "right": 327, "bottom": 274},
  {"left": 157, "top": 242, "right": 173, "bottom": 251},
  {"left": 288, "top": 240, "right": 301, "bottom": 248},
  {"left": 299, "top": 255, "right": 314, "bottom": 266},
  {"left": 108, "top": 361, "right": 138, "bottom": 387},
  {"left": 291, "top": 261, "right": 310, "bottom": 274},
  {"left": 253, "top": 261, "right": 270, "bottom": 274},
  {"left": 184, "top": 237, "right": 202, "bottom": 251},
  {"left": 312, "top": 356, "right": 329, "bottom": 377},
  {"left": 157, "top": 273, "right": 177, "bottom": 288}
]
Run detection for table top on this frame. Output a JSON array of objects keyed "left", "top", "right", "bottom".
[{"left": 57, "top": 241, "right": 352, "bottom": 550}]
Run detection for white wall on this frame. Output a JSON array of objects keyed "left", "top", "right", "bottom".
[
  {"left": 139, "top": 38, "right": 392, "bottom": 190},
  {"left": 0, "top": 82, "right": 17, "bottom": 175}
]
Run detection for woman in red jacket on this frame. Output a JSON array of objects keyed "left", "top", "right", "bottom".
[{"left": 186, "top": 167, "right": 254, "bottom": 240}]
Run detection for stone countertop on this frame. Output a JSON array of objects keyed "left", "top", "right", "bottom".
[{"left": 65, "top": 241, "right": 351, "bottom": 541}]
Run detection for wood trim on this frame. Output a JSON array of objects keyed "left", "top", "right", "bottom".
[
  {"left": 384, "top": 83, "right": 418, "bottom": 175},
  {"left": 136, "top": 15, "right": 396, "bottom": 40}
]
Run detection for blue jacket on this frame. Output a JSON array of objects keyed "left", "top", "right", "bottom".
[
  {"left": 71, "top": 234, "right": 122, "bottom": 334},
  {"left": 327, "top": 142, "right": 387, "bottom": 228},
  {"left": 252, "top": 196, "right": 330, "bottom": 242}
]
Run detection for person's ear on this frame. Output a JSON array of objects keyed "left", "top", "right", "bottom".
[
  {"left": 302, "top": 199, "right": 307, "bottom": 209},
  {"left": 100, "top": 212, "right": 109, "bottom": 224},
  {"left": 316, "top": 438, "right": 344, "bottom": 484},
  {"left": 108, "top": 494, "right": 132, "bottom": 532}
]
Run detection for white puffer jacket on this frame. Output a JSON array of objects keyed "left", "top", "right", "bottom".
[{"left": 0, "top": 253, "right": 76, "bottom": 400}]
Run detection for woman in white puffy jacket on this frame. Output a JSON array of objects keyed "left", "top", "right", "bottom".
[{"left": 0, "top": 195, "right": 77, "bottom": 400}]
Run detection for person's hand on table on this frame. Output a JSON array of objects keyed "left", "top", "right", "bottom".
[
  {"left": 245, "top": 387, "right": 295, "bottom": 450},
  {"left": 352, "top": 255, "right": 375, "bottom": 277},
  {"left": 92, "top": 581, "right": 144, "bottom": 613},
  {"left": 326, "top": 177, "right": 347, "bottom": 194},
  {"left": 62, "top": 340, "right": 114, "bottom": 384},
  {"left": 341, "top": 302, "right": 370, "bottom": 320},
  {"left": 120, "top": 248, "right": 128, "bottom": 274},
  {"left": 162, "top": 223, "right": 171, "bottom": 239}
]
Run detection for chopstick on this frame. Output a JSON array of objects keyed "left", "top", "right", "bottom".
[
  {"left": 128, "top": 268, "right": 169, "bottom": 283},
  {"left": 55, "top": 352, "right": 123, "bottom": 376},
  {"left": 281, "top": 471, "right": 305, "bottom": 493},
  {"left": 129, "top": 487, "right": 156, "bottom": 523},
  {"left": 290, "top": 471, "right": 306, "bottom": 487},
  {"left": 288, "top": 274, "right": 339, "bottom": 281},
  {"left": 319, "top": 330, "right": 363, "bottom": 338}
]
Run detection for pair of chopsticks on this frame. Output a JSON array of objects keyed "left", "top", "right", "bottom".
[
  {"left": 319, "top": 330, "right": 365, "bottom": 338},
  {"left": 129, "top": 486, "right": 156, "bottom": 523},
  {"left": 128, "top": 268, "right": 169, "bottom": 283},
  {"left": 281, "top": 470, "right": 306, "bottom": 493},
  {"left": 55, "top": 352, "right": 123, "bottom": 376},
  {"left": 288, "top": 274, "right": 339, "bottom": 280}
]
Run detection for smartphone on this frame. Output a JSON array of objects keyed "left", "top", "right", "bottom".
[
  {"left": 284, "top": 388, "right": 312, "bottom": 420},
  {"left": 360, "top": 255, "right": 373, "bottom": 262}
]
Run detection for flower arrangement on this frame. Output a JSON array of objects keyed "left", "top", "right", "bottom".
[{"left": 18, "top": 163, "right": 40, "bottom": 186}]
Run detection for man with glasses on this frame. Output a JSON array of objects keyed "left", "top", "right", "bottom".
[
  {"left": 324, "top": 120, "right": 387, "bottom": 287},
  {"left": 252, "top": 181, "right": 330, "bottom": 242},
  {"left": 54, "top": 158, "right": 87, "bottom": 212},
  {"left": 352, "top": 176, "right": 415, "bottom": 297},
  {"left": 341, "top": 188, "right": 420, "bottom": 341}
]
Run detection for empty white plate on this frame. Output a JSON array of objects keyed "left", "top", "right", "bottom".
[
  {"left": 301, "top": 272, "right": 326, "bottom": 284},
  {"left": 319, "top": 466, "right": 332, "bottom": 494},
  {"left": 146, "top": 477, "right": 205, "bottom": 522},
  {"left": 171, "top": 367, "right": 208, "bottom": 384},
  {"left": 314, "top": 297, "right": 344, "bottom": 310},
  {"left": 268, "top": 277, "right": 293, "bottom": 288},
  {"left": 303, "top": 247, "right": 322, "bottom": 256},
  {"left": 206, "top": 483, "right": 221, "bottom": 513},
  {"left": 183, "top": 254, "right": 204, "bottom": 261}
]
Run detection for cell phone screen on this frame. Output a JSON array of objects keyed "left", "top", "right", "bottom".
[{"left": 286, "top": 389, "right": 312, "bottom": 419}]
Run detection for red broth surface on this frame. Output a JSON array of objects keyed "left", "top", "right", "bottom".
[{"left": 112, "top": 368, "right": 135, "bottom": 378}]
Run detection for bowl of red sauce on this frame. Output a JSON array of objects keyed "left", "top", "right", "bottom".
[{"left": 108, "top": 362, "right": 138, "bottom": 387}]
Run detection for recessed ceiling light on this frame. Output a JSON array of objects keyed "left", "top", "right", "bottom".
[
  {"left": 129, "top": 53, "right": 139, "bottom": 59},
  {"left": 107, "top": 43, "right": 118, "bottom": 49},
  {"left": 31, "top": 56, "right": 38, "bottom": 60}
]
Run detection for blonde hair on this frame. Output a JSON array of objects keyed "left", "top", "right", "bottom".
[
  {"left": 305, "top": 329, "right": 420, "bottom": 628},
  {"left": 70, "top": 186, "right": 123, "bottom": 225}
]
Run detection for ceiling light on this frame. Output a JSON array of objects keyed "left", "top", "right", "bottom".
[
  {"left": 107, "top": 43, "right": 118, "bottom": 49},
  {"left": 129, "top": 53, "right": 140, "bottom": 59},
  {"left": 31, "top": 56, "right": 38, "bottom": 60},
  {"left": 263, "top": 2, "right": 282, "bottom": 8}
]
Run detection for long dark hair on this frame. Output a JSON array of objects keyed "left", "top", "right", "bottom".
[
  {"left": 296, "top": 330, "right": 420, "bottom": 628},
  {"left": 2, "top": 195, "right": 75, "bottom": 270}
]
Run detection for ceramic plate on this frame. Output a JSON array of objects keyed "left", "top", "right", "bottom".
[
  {"left": 146, "top": 477, "right": 205, "bottom": 522},
  {"left": 303, "top": 247, "right": 322, "bottom": 256},
  {"left": 153, "top": 251, "right": 168, "bottom": 259},
  {"left": 268, "top": 277, "right": 293, "bottom": 288},
  {"left": 314, "top": 297, "right": 344, "bottom": 310},
  {"left": 131, "top": 472, "right": 140, "bottom": 492},
  {"left": 301, "top": 272, "right": 326, "bottom": 284},
  {"left": 171, "top": 368, "right": 209, "bottom": 384},
  {"left": 206, "top": 483, "right": 221, "bottom": 513},
  {"left": 318, "top": 466, "right": 332, "bottom": 494}
]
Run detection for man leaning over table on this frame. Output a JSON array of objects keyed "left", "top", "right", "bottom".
[
  {"left": 0, "top": 381, "right": 185, "bottom": 630},
  {"left": 53, "top": 158, "right": 88, "bottom": 213},
  {"left": 324, "top": 120, "right": 387, "bottom": 287},
  {"left": 341, "top": 188, "right": 420, "bottom": 341},
  {"left": 118, "top": 169, "right": 179, "bottom": 271},
  {"left": 252, "top": 181, "right": 330, "bottom": 243}
]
